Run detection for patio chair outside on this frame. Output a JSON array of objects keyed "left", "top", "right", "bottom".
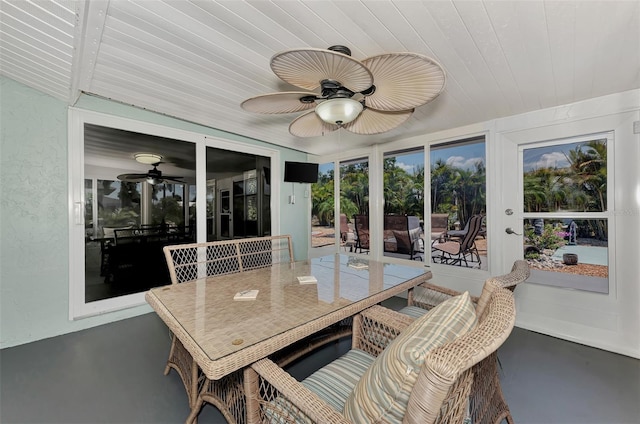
[
  {"left": 339, "top": 213, "right": 349, "bottom": 242},
  {"left": 431, "top": 214, "right": 483, "bottom": 267},
  {"left": 447, "top": 215, "right": 487, "bottom": 240},
  {"left": 430, "top": 213, "right": 449, "bottom": 240},
  {"left": 353, "top": 215, "right": 369, "bottom": 253},
  {"left": 384, "top": 215, "right": 424, "bottom": 260}
]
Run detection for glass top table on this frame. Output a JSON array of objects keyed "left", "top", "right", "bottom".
[{"left": 146, "top": 253, "right": 431, "bottom": 381}]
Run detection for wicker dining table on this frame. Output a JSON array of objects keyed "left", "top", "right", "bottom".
[{"left": 146, "top": 253, "right": 431, "bottom": 424}]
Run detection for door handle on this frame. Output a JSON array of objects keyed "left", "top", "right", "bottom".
[{"left": 505, "top": 227, "right": 522, "bottom": 236}]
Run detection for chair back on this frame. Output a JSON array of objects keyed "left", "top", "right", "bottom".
[
  {"left": 430, "top": 214, "right": 449, "bottom": 239},
  {"left": 339, "top": 214, "right": 349, "bottom": 241},
  {"left": 103, "top": 226, "right": 132, "bottom": 239},
  {"left": 405, "top": 285, "right": 516, "bottom": 424},
  {"left": 475, "top": 260, "right": 529, "bottom": 319},
  {"left": 353, "top": 215, "right": 370, "bottom": 250},
  {"left": 163, "top": 235, "right": 293, "bottom": 284},
  {"left": 458, "top": 215, "right": 483, "bottom": 251}
]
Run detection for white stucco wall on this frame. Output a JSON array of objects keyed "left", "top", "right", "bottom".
[{"left": 0, "top": 76, "right": 308, "bottom": 348}]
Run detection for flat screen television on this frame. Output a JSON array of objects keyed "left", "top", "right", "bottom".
[{"left": 284, "top": 161, "right": 319, "bottom": 183}]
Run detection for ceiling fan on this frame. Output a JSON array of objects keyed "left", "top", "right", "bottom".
[
  {"left": 241, "top": 45, "right": 446, "bottom": 137},
  {"left": 117, "top": 154, "right": 185, "bottom": 185}
]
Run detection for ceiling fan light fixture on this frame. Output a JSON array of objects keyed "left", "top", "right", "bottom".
[
  {"left": 134, "top": 153, "right": 162, "bottom": 165},
  {"left": 315, "top": 98, "right": 363, "bottom": 125}
]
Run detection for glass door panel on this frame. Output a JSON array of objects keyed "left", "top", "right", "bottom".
[
  {"left": 341, "top": 158, "right": 369, "bottom": 254},
  {"left": 521, "top": 137, "right": 609, "bottom": 293},
  {"left": 311, "top": 162, "right": 336, "bottom": 252},
  {"left": 430, "top": 137, "right": 487, "bottom": 269},
  {"left": 382, "top": 148, "right": 424, "bottom": 260}
]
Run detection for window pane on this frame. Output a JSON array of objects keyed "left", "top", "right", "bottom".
[
  {"left": 523, "top": 139, "right": 607, "bottom": 212},
  {"left": 523, "top": 218, "right": 608, "bottom": 293},
  {"left": 311, "top": 162, "right": 336, "bottom": 250},
  {"left": 341, "top": 158, "right": 369, "bottom": 253},
  {"left": 383, "top": 148, "right": 425, "bottom": 260},
  {"left": 430, "top": 138, "right": 487, "bottom": 269},
  {"left": 521, "top": 135, "right": 609, "bottom": 293},
  {"left": 206, "top": 147, "right": 270, "bottom": 241}
]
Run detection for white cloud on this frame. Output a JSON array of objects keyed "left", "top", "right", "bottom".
[
  {"left": 446, "top": 156, "right": 483, "bottom": 170},
  {"left": 396, "top": 161, "right": 415, "bottom": 173},
  {"left": 526, "top": 151, "right": 569, "bottom": 170}
]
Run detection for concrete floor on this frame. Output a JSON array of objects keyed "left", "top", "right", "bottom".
[{"left": 1, "top": 298, "right": 638, "bottom": 424}]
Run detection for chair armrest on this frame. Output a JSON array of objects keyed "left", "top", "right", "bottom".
[
  {"left": 352, "top": 305, "right": 413, "bottom": 356},
  {"left": 249, "top": 358, "right": 351, "bottom": 424},
  {"left": 408, "top": 282, "right": 479, "bottom": 310}
]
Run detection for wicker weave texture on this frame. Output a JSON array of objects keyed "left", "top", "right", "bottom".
[
  {"left": 248, "top": 288, "right": 515, "bottom": 424},
  {"left": 161, "top": 235, "right": 294, "bottom": 423},
  {"left": 163, "top": 235, "right": 294, "bottom": 285},
  {"left": 150, "top": 252, "right": 431, "bottom": 423},
  {"left": 407, "top": 260, "right": 530, "bottom": 424}
]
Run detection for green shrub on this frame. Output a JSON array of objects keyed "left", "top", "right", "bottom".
[{"left": 525, "top": 223, "right": 566, "bottom": 251}]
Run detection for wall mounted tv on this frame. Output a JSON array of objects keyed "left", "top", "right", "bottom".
[{"left": 284, "top": 161, "right": 319, "bottom": 183}]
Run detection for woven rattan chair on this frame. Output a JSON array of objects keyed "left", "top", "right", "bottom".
[
  {"left": 402, "top": 260, "right": 530, "bottom": 424},
  {"left": 161, "top": 235, "right": 294, "bottom": 410},
  {"left": 245, "top": 285, "right": 516, "bottom": 424}
]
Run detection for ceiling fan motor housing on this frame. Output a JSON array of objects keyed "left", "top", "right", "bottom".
[{"left": 327, "top": 45, "right": 352, "bottom": 56}]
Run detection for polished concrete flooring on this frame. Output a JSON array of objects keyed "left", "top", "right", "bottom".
[{"left": 1, "top": 298, "right": 638, "bottom": 424}]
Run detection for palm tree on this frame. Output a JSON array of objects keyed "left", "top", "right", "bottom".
[
  {"left": 566, "top": 140, "right": 607, "bottom": 238},
  {"left": 566, "top": 140, "right": 607, "bottom": 212},
  {"left": 430, "top": 159, "right": 455, "bottom": 213}
]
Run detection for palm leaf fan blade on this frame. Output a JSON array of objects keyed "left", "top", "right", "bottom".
[{"left": 343, "top": 108, "right": 413, "bottom": 135}]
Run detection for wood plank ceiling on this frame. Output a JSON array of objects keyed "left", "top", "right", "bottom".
[{"left": 1, "top": 0, "right": 639, "bottom": 156}]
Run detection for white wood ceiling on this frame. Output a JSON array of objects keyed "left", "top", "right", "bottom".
[{"left": 2, "top": 0, "right": 639, "bottom": 156}]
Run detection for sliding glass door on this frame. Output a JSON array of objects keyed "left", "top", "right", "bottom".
[{"left": 69, "top": 109, "right": 279, "bottom": 319}]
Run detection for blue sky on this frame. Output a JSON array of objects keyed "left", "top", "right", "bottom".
[
  {"left": 317, "top": 141, "right": 486, "bottom": 176},
  {"left": 522, "top": 141, "right": 585, "bottom": 172},
  {"left": 430, "top": 142, "right": 485, "bottom": 171}
]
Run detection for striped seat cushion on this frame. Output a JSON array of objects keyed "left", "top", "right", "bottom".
[
  {"left": 302, "top": 348, "right": 375, "bottom": 412},
  {"left": 343, "top": 292, "right": 477, "bottom": 423},
  {"left": 397, "top": 305, "right": 429, "bottom": 319},
  {"left": 263, "top": 349, "right": 374, "bottom": 424}
]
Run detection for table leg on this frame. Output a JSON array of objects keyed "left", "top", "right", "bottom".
[
  {"left": 243, "top": 367, "right": 260, "bottom": 424},
  {"left": 187, "top": 370, "right": 245, "bottom": 424}
]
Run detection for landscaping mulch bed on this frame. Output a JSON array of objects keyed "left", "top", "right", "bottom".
[{"left": 529, "top": 262, "right": 608, "bottom": 278}]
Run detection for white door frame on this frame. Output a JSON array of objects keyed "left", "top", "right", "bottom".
[{"left": 496, "top": 106, "right": 639, "bottom": 358}]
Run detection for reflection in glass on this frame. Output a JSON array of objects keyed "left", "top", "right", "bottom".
[
  {"left": 84, "top": 124, "right": 196, "bottom": 303},
  {"left": 151, "top": 183, "right": 185, "bottom": 227}
]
